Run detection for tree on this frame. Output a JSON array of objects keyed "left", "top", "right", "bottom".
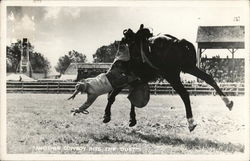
[
  {"left": 6, "top": 40, "right": 50, "bottom": 73},
  {"left": 56, "top": 50, "right": 87, "bottom": 74},
  {"left": 30, "top": 52, "right": 51, "bottom": 73},
  {"left": 93, "top": 41, "right": 120, "bottom": 63}
]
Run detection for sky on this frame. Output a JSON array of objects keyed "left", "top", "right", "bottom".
[{"left": 6, "top": 2, "right": 248, "bottom": 68}]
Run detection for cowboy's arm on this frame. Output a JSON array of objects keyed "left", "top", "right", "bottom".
[{"left": 79, "top": 94, "right": 98, "bottom": 110}]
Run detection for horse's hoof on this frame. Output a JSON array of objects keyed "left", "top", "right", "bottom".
[
  {"left": 187, "top": 118, "right": 196, "bottom": 132},
  {"left": 188, "top": 124, "right": 197, "bottom": 132},
  {"left": 129, "top": 120, "right": 137, "bottom": 127},
  {"left": 103, "top": 116, "right": 111, "bottom": 123},
  {"left": 227, "top": 101, "right": 233, "bottom": 111}
]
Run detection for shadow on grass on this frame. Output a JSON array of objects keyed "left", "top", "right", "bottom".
[
  {"left": 130, "top": 131, "right": 244, "bottom": 153},
  {"left": 90, "top": 133, "right": 141, "bottom": 144},
  {"left": 89, "top": 129, "right": 244, "bottom": 153}
]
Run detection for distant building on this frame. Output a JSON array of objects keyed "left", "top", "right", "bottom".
[
  {"left": 60, "top": 63, "right": 112, "bottom": 81},
  {"left": 196, "top": 26, "right": 245, "bottom": 67}
]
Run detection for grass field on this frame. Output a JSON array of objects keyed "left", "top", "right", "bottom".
[{"left": 6, "top": 93, "right": 247, "bottom": 154}]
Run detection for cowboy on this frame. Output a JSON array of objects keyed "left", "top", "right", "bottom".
[
  {"left": 68, "top": 43, "right": 141, "bottom": 114},
  {"left": 68, "top": 71, "right": 140, "bottom": 114}
]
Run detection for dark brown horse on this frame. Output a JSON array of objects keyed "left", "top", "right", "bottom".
[{"left": 103, "top": 26, "right": 233, "bottom": 131}]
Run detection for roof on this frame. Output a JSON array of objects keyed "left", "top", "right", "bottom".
[
  {"left": 196, "top": 26, "right": 245, "bottom": 49},
  {"left": 59, "top": 74, "right": 77, "bottom": 81},
  {"left": 76, "top": 63, "right": 112, "bottom": 69},
  {"left": 197, "top": 26, "right": 244, "bottom": 42},
  {"left": 64, "top": 63, "right": 112, "bottom": 75},
  {"left": 48, "top": 67, "right": 60, "bottom": 76}
]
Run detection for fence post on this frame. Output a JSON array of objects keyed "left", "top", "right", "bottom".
[
  {"left": 154, "top": 84, "right": 157, "bottom": 95},
  {"left": 57, "top": 82, "right": 60, "bottom": 94},
  {"left": 194, "top": 83, "right": 196, "bottom": 96},
  {"left": 47, "top": 82, "right": 49, "bottom": 93},
  {"left": 21, "top": 82, "right": 23, "bottom": 93},
  {"left": 236, "top": 83, "right": 239, "bottom": 96}
]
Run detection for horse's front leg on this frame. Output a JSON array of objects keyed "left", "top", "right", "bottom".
[
  {"left": 103, "top": 88, "right": 123, "bottom": 123},
  {"left": 129, "top": 104, "right": 137, "bottom": 127}
]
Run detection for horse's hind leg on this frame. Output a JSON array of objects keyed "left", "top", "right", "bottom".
[
  {"left": 103, "top": 88, "right": 122, "bottom": 123},
  {"left": 129, "top": 104, "right": 137, "bottom": 127},
  {"left": 187, "top": 67, "right": 233, "bottom": 110},
  {"left": 165, "top": 74, "right": 197, "bottom": 132}
]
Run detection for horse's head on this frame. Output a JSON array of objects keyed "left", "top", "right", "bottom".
[
  {"left": 122, "top": 25, "right": 153, "bottom": 43},
  {"left": 120, "top": 28, "right": 142, "bottom": 61},
  {"left": 121, "top": 28, "right": 136, "bottom": 45}
]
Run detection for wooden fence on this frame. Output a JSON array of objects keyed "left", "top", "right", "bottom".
[{"left": 6, "top": 81, "right": 244, "bottom": 96}]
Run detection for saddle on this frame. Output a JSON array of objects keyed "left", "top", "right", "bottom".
[
  {"left": 135, "top": 25, "right": 159, "bottom": 70},
  {"left": 135, "top": 25, "right": 184, "bottom": 71}
]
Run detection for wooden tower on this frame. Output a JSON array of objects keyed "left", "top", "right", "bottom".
[{"left": 19, "top": 38, "right": 32, "bottom": 77}]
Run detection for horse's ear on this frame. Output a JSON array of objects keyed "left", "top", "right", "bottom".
[
  {"left": 123, "top": 29, "right": 128, "bottom": 35},
  {"left": 123, "top": 28, "right": 134, "bottom": 36}
]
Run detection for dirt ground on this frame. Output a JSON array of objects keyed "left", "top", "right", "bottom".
[{"left": 6, "top": 93, "right": 248, "bottom": 154}]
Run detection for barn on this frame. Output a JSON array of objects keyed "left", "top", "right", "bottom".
[{"left": 60, "top": 63, "right": 112, "bottom": 81}]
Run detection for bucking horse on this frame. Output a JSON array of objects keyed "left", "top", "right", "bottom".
[
  {"left": 101, "top": 25, "right": 233, "bottom": 132},
  {"left": 74, "top": 24, "right": 233, "bottom": 132}
]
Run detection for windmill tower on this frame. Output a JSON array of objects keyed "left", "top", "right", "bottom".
[{"left": 19, "top": 38, "right": 32, "bottom": 77}]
